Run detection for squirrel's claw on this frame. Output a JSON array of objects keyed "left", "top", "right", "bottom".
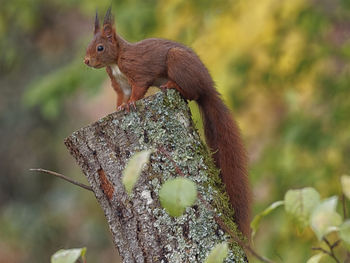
[
  {"left": 160, "top": 83, "right": 169, "bottom": 91},
  {"left": 128, "top": 101, "right": 136, "bottom": 111},
  {"left": 117, "top": 101, "right": 136, "bottom": 112},
  {"left": 117, "top": 103, "right": 128, "bottom": 112}
]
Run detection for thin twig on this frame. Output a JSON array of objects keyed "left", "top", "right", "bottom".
[
  {"left": 322, "top": 237, "right": 341, "bottom": 263},
  {"left": 312, "top": 246, "right": 332, "bottom": 256},
  {"left": 330, "top": 239, "right": 341, "bottom": 249},
  {"left": 30, "top": 168, "right": 93, "bottom": 192},
  {"left": 157, "top": 146, "right": 274, "bottom": 263}
]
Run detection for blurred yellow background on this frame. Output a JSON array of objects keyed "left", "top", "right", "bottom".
[{"left": 1, "top": 0, "right": 349, "bottom": 262}]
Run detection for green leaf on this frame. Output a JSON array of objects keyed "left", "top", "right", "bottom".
[
  {"left": 339, "top": 220, "right": 350, "bottom": 250},
  {"left": 341, "top": 175, "right": 350, "bottom": 200},
  {"left": 122, "top": 150, "right": 153, "bottom": 195},
  {"left": 159, "top": 177, "right": 197, "bottom": 217},
  {"left": 205, "top": 242, "right": 229, "bottom": 263},
  {"left": 284, "top": 187, "right": 321, "bottom": 228},
  {"left": 250, "top": 200, "right": 284, "bottom": 239},
  {"left": 51, "top": 247, "right": 86, "bottom": 263},
  {"left": 306, "top": 253, "right": 325, "bottom": 263},
  {"left": 310, "top": 196, "right": 342, "bottom": 240}
]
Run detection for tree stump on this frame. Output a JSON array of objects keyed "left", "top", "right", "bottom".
[{"left": 64, "top": 90, "right": 247, "bottom": 263}]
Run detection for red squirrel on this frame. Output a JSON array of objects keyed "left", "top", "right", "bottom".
[{"left": 84, "top": 8, "right": 251, "bottom": 237}]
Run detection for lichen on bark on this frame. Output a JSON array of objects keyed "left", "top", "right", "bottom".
[{"left": 64, "top": 89, "right": 247, "bottom": 262}]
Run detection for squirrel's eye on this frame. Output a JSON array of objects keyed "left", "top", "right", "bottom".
[{"left": 97, "top": 45, "right": 104, "bottom": 52}]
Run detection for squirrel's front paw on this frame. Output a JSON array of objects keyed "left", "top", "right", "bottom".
[
  {"left": 117, "top": 103, "right": 127, "bottom": 112},
  {"left": 127, "top": 100, "right": 137, "bottom": 111},
  {"left": 117, "top": 101, "right": 136, "bottom": 112},
  {"left": 160, "top": 84, "right": 167, "bottom": 91}
]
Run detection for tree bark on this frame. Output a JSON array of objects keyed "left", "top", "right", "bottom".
[{"left": 64, "top": 90, "right": 247, "bottom": 263}]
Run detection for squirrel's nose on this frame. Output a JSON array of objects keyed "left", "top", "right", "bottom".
[{"left": 84, "top": 58, "right": 90, "bottom": 65}]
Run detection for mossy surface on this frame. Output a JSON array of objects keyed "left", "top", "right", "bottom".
[
  {"left": 127, "top": 90, "right": 247, "bottom": 262},
  {"left": 66, "top": 89, "right": 247, "bottom": 262}
]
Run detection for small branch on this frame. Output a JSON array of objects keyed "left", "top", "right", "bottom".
[
  {"left": 323, "top": 237, "right": 332, "bottom": 247},
  {"left": 157, "top": 146, "right": 274, "bottom": 263},
  {"left": 30, "top": 168, "right": 93, "bottom": 192},
  {"left": 312, "top": 246, "right": 332, "bottom": 256},
  {"left": 330, "top": 239, "right": 341, "bottom": 249},
  {"left": 321, "top": 237, "right": 341, "bottom": 263}
]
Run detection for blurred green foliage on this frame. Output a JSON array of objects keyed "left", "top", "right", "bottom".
[
  {"left": 25, "top": 60, "right": 105, "bottom": 119},
  {"left": 1, "top": 0, "right": 349, "bottom": 262}
]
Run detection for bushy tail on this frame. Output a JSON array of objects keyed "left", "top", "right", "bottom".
[
  {"left": 198, "top": 90, "right": 251, "bottom": 237},
  {"left": 164, "top": 45, "right": 251, "bottom": 235}
]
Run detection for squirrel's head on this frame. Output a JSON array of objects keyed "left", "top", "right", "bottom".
[{"left": 84, "top": 8, "right": 118, "bottom": 68}]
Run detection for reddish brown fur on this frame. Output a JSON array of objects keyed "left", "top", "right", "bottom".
[{"left": 85, "top": 9, "right": 251, "bottom": 236}]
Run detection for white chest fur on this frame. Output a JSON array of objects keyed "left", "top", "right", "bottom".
[{"left": 110, "top": 64, "right": 131, "bottom": 96}]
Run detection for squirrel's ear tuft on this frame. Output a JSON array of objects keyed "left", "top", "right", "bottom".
[
  {"left": 101, "top": 6, "right": 115, "bottom": 41},
  {"left": 102, "top": 24, "right": 115, "bottom": 41},
  {"left": 103, "top": 6, "right": 114, "bottom": 25},
  {"left": 94, "top": 11, "right": 100, "bottom": 34}
]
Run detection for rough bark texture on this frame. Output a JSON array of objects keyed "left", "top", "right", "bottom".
[{"left": 64, "top": 90, "right": 247, "bottom": 263}]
